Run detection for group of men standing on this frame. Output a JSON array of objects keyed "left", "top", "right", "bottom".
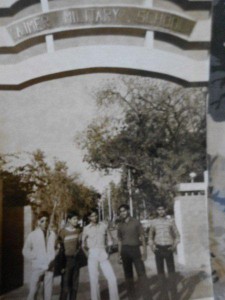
[{"left": 22, "top": 204, "right": 180, "bottom": 300}]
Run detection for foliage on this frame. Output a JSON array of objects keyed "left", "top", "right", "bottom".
[
  {"left": 78, "top": 77, "right": 206, "bottom": 210},
  {"left": 1, "top": 150, "right": 99, "bottom": 228},
  {"left": 101, "top": 181, "right": 126, "bottom": 220}
]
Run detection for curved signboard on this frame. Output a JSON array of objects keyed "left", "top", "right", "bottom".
[{"left": 4, "top": 6, "right": 196, "bottom": 46}]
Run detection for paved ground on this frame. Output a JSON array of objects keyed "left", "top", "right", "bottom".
[{"left": 0, "top": 251, "right": 214, "bottom": 300}]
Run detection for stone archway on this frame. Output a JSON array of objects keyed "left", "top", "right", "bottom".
[
  {"left": 0, "top": 0, "right": 210, "bottom": 87},
  {"left": 0, "top": 0, "right": 213, "bottom": 296}
]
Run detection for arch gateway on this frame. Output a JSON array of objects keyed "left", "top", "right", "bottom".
[
  {"left": 0, "top": 0, "right": 211, "bottom": 86},
  {"left": 1, "top": 0, "right": 223, "bottom": 299}
]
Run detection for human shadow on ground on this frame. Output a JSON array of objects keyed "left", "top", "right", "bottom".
[{"left": 100, "top": 271, "right": 209, "bottom": 300}]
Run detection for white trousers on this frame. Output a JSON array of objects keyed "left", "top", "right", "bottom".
[
  {"left": 27, "top": 269, "right": 54, "bottom": 300},
  {"left": 88, "top": 249, "right": 119, "bottom": 300}
]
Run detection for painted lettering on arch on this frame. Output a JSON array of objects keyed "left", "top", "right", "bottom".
[{"left": 6, "top": 6, "right": 196, "bottom": 45}]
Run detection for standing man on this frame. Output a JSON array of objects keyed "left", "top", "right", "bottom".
[
  {"left": 117, "top": 204, "right": 150, "bottom": 300},
  {"left": 82, "top": 208, "right": 119, "bottom": 300},
  {"left": 22, "top": 211, "right": 57, "bottom": 300},
  {"left": 148, "top": 204, "right": 180, "bottom": 299},
  {"left": 148, "top": 205, "right": 180, "bottom": 275},
  {"left": 59, "top": 211, "right": 81, "bottom": 300}
]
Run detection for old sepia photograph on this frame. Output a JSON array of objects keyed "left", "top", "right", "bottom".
[{"left": 0, "top": 0, "right": 219, "bottom": 300}]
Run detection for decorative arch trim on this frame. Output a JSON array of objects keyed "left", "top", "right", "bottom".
[{"left": 0, "top": 46, "right": 209, "bottom": 87}]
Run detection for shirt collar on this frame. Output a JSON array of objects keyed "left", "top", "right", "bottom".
[
  {"left": 122, "top": 216, "right": 132, "bottom": 224},
  {"left": 89, "top": 222, "right": 99, "bottom": 227}
]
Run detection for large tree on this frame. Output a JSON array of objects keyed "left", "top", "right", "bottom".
[
  {"left": 78, "top": 77, "right": 206, "bottom": 211},
  {"left": 12, "top": 150, "right": 99, "bottom": 227}
]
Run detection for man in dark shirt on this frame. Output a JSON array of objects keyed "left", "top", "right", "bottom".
[{"left": 117, "top": 204, "right": 150, "bottom": 300}]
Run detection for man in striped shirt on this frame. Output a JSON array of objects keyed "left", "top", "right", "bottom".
[
  {"left": 149, "top": 205, "right": 180, "bottom": 299},
  {"left": 59, "top": 211, "right": 81, "bottom": 300},
  {"left": 149, "top": 205, "right": 180, "bottom": 275}
]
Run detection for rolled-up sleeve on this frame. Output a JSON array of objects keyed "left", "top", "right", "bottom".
[
  {"left": 117, "top": 225, "right": 122, "bottom": 242},
  {"left": 172, "top": 220, "right": 180, "bottom": 244},
  {"left": 82, "top": 227, "right": 88, "bottom": 248},
  {"left": 148, "top": 225, "right": 155, "bottom": 246}
]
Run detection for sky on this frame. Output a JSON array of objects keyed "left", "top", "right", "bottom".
[{"left": 0, "top": 73, "right": 121, "bottom": 192}]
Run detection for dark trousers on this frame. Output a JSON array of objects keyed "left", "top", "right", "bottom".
[
  {"left": 121, "top": 245, "right": 150, "bottom": 300},
  {"left": 60, "top": 256, "right": 80, "bottom": 300},
  {"left": 155, "top": 245, "right": 177, "bottom": 300},
  {"left": 155, "top": 245, "right": 175, "bottom": 274}
]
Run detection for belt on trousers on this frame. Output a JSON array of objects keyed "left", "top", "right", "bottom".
[
  {"left": 155, "top": 245, "right": 172, "bottom": 248},
  {"left": 121, "top": 245, "right": 140, "bottom": 248}
]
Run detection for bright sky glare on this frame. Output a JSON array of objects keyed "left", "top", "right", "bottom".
[{"left": 0, "top": 73, "right": 121, "bottom": 192}]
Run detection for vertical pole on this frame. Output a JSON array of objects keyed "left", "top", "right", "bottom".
[
  {"left": 108, "top": 188, "right": 112, "bottom": 221},
  {"left": 98, "top": 201, "right": 101, "bottom": 221},
  {"left": 143, "top": 198, "right": 147, "bottom": 219},
  {"left": 204, "top": 170, "right": 209, "bottom": 211},
  {"left": 102, "top": 198, "right": 105, "bottom": 221},
  {"left": 127, "top": 168, "right": 133, "bottom": 217}
]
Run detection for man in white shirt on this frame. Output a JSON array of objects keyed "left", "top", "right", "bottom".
[
  {"left": 82, "top": 209, "right": 119, "bottom": 300},
  {"left": 22, "top": 211, "right": 57, "bottom": 300}
]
